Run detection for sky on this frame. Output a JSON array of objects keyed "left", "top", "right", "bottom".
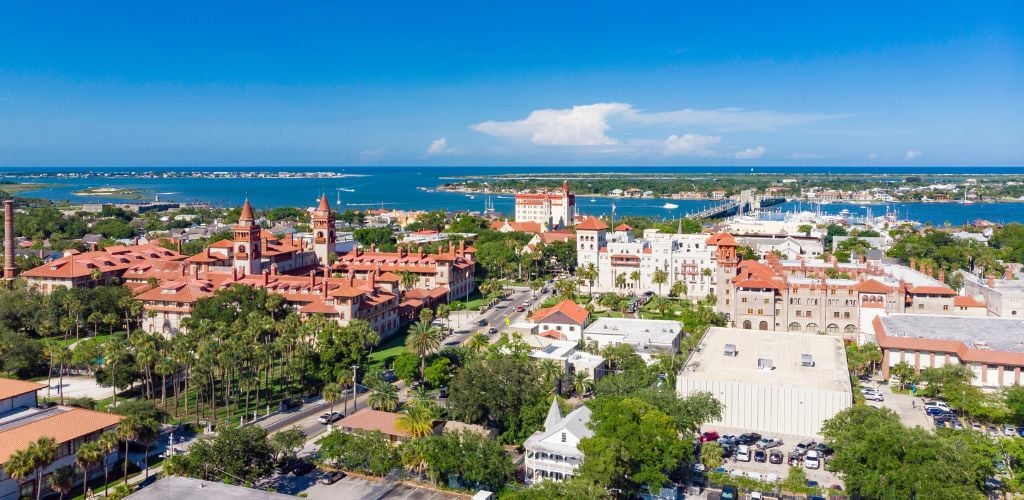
[{"left": 0, "top": 2, "right": 1021, "bottom": 167}]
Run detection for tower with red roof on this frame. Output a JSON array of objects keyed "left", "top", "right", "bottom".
[
  {"left": 233, "top": 198, "right": 262, "bottom": 275},
  {"left": 312, "top": 193, "right": 336, "bottom": 266}
]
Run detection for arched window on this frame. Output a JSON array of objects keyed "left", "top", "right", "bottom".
[
  {"left": 845, "top": 324, "right": 858, "bottom": 333},
  {"left": 759, "top": 321, "right": 769, "bottom": 330},
  {"left": 742, "top": 320, "right": 752, "bottom": 329},
  {"left": 788, "top": 322, "right": 801, "bottom": 331},
  {"left": 826, "top": 324, "right": 839, "bottom": 333},
  {"left": 806, "top": 323, "right": 818, "bottom": 332}
]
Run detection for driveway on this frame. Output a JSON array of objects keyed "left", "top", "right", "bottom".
[{"left": 862, "top": 383, "right": 932, "bottom": 429}]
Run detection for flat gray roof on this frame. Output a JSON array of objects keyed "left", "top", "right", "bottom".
[
  {"left": 680, "top": 327, "right": 851, "bottom": 393},
  {"left": 583, "top": 317, "right": 681, "bottom": 345},
  {"left": 882, "top": 314, "right": 1024, "bottom": 353},
  {"left": 126, "top": 477, "right": 293, "bottom": 500}
]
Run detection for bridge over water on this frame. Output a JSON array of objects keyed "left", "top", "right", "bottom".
[{"left": 684, "top": 190, "right": 786, "bottom": 219}]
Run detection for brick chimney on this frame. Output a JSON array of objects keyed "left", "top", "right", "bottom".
[
  {"left": 418, "top": 245, "right": 424, "bottom": 258},
  {"left": 4, "top": 200, "right": 15, "bottom": 280},
  {"left": 193, "top": 265, "right": 199, "bottom": 280},
  {"left": 1006, "top": 268, "right": 1014, "bottom": 280},
  {"left": 263, "top": 269, "right": 269, "bottom": 286},
  {"left": 989, "top": 275, "right": 996, "bottom": 288},
  {"left": 370, "top": 243, "right": 376, "bottom": 252},
  {"left": 368, "top": 270, "right": 376, "bottom": 289},
  {"left": 309, "top": 269, "right": 316, "bottom": 286},
  {"left": 271, "top": 263, "right": 278, "bottom": 276},
  {"left": 938, "top": 269, "right": 945, "bottom": 283},
  {"left": 459, "top": 240, "right": 465, "bottom": 256},
  {"left": 175, "top": 239, "right": 182, "bottom": 254},
  {"left": 910, "top": 257, "right": 916, "bottom": 269}
]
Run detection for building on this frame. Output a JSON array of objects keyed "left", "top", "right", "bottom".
[
  {"left": 962, "top": 272, "right": 1024, "bottom": 317},
  {"left": 126, "top": 477, "right": 294, "bottom": 500},
  {"left": 530, "top": 299, "right": 590, "bottom": 341},
  {"left": 21, "top": 244, "right": 186, "bottom": 293},
  {"left": 581, "top": 318, "right": 681, "bottom": 361},
  {"left": 332, "top": 240, "right": 476, "bottom": 302},
  {"left": 736, "top": 234, "right": 824, "bottom": 259},
  {"left": 336, "top": 408, "right": 439, "bottom": 443},
  {"left": 0, "top": 378, "right": 122, "bottom": 500},
  {"left": 528, "top": 340, "right": 606, "bottom": 383},
  {"left": 524, "top": 399, "right": 592, "bottom": 484},
  {"left": 576, "top": 219, "right": 718, "bottom": 300},
  {"left": 874, "top": 314, "right": 1024, "bottom": 388},
  {"left": 489, "top": 220, "right": 543, "bottom": 234},
  {"left": 677, "top": 327, "right": 852, "bottom": 437},
  {"left": 514, "top": 181, "right": 576, "bottom": 230},
  {"left": 712, "top": 234, "right": 983, "bottom": 336}
]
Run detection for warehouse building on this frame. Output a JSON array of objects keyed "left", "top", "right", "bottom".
[{"left": 676, "top": 327, "right": 852, "bottom": 437}]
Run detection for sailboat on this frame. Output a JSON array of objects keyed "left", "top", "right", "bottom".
[{"left": 961, "top": 189, "right": 974, "bottom": 205}]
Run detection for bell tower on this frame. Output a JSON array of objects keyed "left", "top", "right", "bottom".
[
  {"left": 312, "top": 193, "right": 336, "bottom": 266},
  {"left": 233, "top": 198, "right": 262, "bottom": 275}
]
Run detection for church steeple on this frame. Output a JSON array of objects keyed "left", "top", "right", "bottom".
[
  {"left": 312, "top": 193, "right": 336, "bottom": 266},
  {"left": 233, "top": 198, "right": 261, "bottom": 275}
]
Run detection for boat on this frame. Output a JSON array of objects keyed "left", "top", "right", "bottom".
[
  {"left": 338, "top": 188, "right": 355, "bottom": 192},
  {"left": 662, "top": 203, "right": 679, "bottom": 209},
  {"left": 590, "top": 198, "right": 596, "bottom": 202}
]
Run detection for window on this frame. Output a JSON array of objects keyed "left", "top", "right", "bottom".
[
  {"left": 943, "top": 305, "right": 949, "bottom": 311},
  {"left": 561, "top": 432, "right": 566, "bottom": 442},
  {"left": 806, "top": 323, "right": 818, "bottom": 332},
  {"left": 827, "top": 323, "right": 839, "bottom": 333},
  {"left": 789, "top": 322, "right": 801, "bottom": 331},
  {"left": 742, "top": 320, "right": 752, "bottom": 329}
]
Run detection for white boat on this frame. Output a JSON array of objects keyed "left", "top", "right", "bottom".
[
  {"left": 338, "top": 188, "right": 355, "bottom": 192},
  {"left": 662, "top": 203, "right": 679, "bottom": 209}
]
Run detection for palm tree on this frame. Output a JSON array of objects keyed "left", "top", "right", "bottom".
[
  {"left": 5, "top": 448, "right": 34, "bottom": 499},
  {"left": 571, "top": 372, "right": 594, "bottom": 396},
  {"left": 28, "top": 436, "right": 58, "bottom": 500},
  {"left": 537, "top": 359, "right": 563, "bottom": 394},
  {"left": 650, "top": 296, "right": 670, "bottom": 318},
  {"left": 76, "top": 441, "right": 104, "bottom": 499},
  {"left": 322, "top": 382, "right": 340, "bottom": 420},
  {"left": 398, "top": 271, "right": 419, "bottom": 292},
  {"left": 614, "top": 273, "right": 626, "bottom": 290},
  {"left": 652, "top": 268, "right": 668, "bottom": 295},
  {"left": 554, "top": 278, "right": 577, "bottom": 300},
  {"left": 577, "top": 263, "right": 598, "bottom": 298},
  {"left": 400, "top": 439, "right": 430, "bottom": 481},
  {"left": 629, "top": 270, "right": 641, "bottom": 291},
  {"left": 368, "top": 383, "right": 400, "bottom": 412},
  {"left": 116, "top": 416, "right": 141, "bottom": 481},
  {"left": 97, "top": 431, "right": 118, "bottom": 496},
  {"left": 396, "top": 403, "right": 435, "bottom": 438},
  {"left": 405, "top": 321, "right": 441, "bottom": 380},
  {"left": 465, "top": 332, "right": 489, "bottom": 353},
  {"left": 48, "top": 465, "right": 75, "bottom": 500}
]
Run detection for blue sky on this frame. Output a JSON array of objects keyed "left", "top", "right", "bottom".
[{"left": 0, "top": 2, "right": 1021, "bottom": 167}]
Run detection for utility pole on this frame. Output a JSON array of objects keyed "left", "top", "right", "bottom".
[{"left": 351, "top": 364, "right": 359, "bottom": 412}]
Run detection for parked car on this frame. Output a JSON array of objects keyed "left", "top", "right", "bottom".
[
  {"left": 717, "top": 434, "right": 737, "bottom": 446},
  {"left": 862, "top": 391, "right": 884, "bottom": 402},
  {"left": 787, "top": 451, "right": 803, "bottom": 466},
  {"left": 769, "top": 449, "right": 784, "bottom": 464},
  {"left": 320, "top": 471, "right": 346, "bottom": 484},
  {"left": 438, "top": 386, "right": 448, "bottom": 399},
  {"left": 757, "top": 437, "right": 783, "bottom": 449},
  {"left": 1004, "top": 425, "right": 1017, "bottom": 436},
  {"left": 700, "top": 430, "right": 720, "bottom": 442},
  {"left": 290, "top": 460, "right": 316, "bottom": 476},
  {"left": 317, "top": 411, "right": 343, "bottom": 425},
  {"left": 924, "top": 400, "right": 951, "bottom": 412},
  {"left": 804, "top": 450, "right": 821, "bottom": 469},
  {"left": 720, "top": 444, "right": 736, "bottom": 459},
  {"left": 278, "top": 398, "right": 302, "bottom": 412},
  {"left": 487, "top": 327, "right": 498, "bottom": 334},
  {"left": 795, "top": 440, "right": 816, "bottom": 454},
  {"left": 750, "top": 492, "right": 763, "bottom": 500},
  {"left": 925, "top": 406, "right": 948, "bottom": 416},
  {"left": 737, "top": 432, "right": 762, "bottom": 445},
  {"left": 985, "top": 478, "right": 1006, "bottom": 491},
  {"left": 813, "top": 443, "right": 834, "bottom": 456},
  {"left": 515, "top": 305, "right": 525, "bottom": 312},
  {"left": 988, "top": 425, "right": 1001, "bottom": 437},
  {"left": 971, "top": 422, "right": 983, "bottom": 432},
  {"left": 736, "top": 445, "right": 751, "bottom": 462},
  {"left": 721, "top": 485, "right": 738, "bottom": 500},
  {"left": 754, "top": 449, "right": 767, "bottom": 463},
  {"left": 477, "top": 319, "right": 488, "bottom": 326}
]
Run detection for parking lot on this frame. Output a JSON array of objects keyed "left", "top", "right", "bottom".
[
  {"left": 861, "top": 382, "right": 933, "bottom": 429},
  {"left": 304, "top": 475, "right": 465, "bottom": 500},
  {"left": 702, "top": 426, "right": 843, "bottom": 489}
]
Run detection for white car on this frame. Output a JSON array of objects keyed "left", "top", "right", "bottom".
[
  {"left": 924, "top": 401, "right": 951, "bottom": 412},
  {"left": 736, "top": 445, "right": 751, "bottom": 462},
  {"left": 863, "top": 392, "right": 884, "bottom": 402},
  {"left": 804, "top": 450, "right": 821, "bottom": 469}
]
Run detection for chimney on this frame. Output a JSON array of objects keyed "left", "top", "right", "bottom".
[
  {"left": 370, "top": 243, "right": 376, "bottom": 252},
  {"left": 181, "top": 264, "right": 186, "bottom": 277},
  {"left": 418, "top": 245, "right": 424, "bottom": 258},
  {"left": 193, "top": 265, "right": 199, "bottom": 280},
  {"left": 262, "top": 270, "right": 269, "bottom": 286},
  {"left": 938, "top": 269, "right": 945, "bottom": 283},
  {"left": 831, "top": 254, "right": 837, "bottom": 267},
  {"left": 348, "top": 271, "right": 355, "bottom": 286},
  {"left": 459, "top": 239, "right": 465, "bottom": 256},
  {"left": 989, "top": 275, "right": 996, "bottom": 288},
  {"left": 4, "top": 200, "right": 16, "bottom": 280},
  {"left": 309, "top": 269, "right": 316, "bottom": 287},
  {"left": 368, "top": 270, "right": 376, "bottom": 289},
  {"left": 323, "top": 265, "right": 330, "bottom": 280},
  {"left": 1006, "top": 268, "right": 1014, "bottom": 280},
  {"left": 322, "top": 279, "right": 328, "bottom": 300},
  {"left": 232, "top": 267, "right": 238, "bottom": 281},
  {"left": 271, "top": 263, "right": 278, "bottom": 276}
]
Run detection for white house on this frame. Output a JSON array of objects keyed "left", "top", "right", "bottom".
[{"left": 524, "top": 399, "right": 592, "bottom": 484}]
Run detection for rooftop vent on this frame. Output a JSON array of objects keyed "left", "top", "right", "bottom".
[
  {"left": 801, "top": 354, "right": 815, "bottom": 367},
  {"left": 757, "top": 358, "right": 774, "bottom": 370},
  {"left": 724, "top": 344, "right": 737, "bottom": 357}
]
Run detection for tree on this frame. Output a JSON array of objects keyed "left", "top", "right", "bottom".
[
  {"left": 5, "top": 448, "right": 35, "bottom": 500},
  {"left": 47, "top": 465, "right": 75, "bottom": 500},
  {"left": 614, "top": 273, "right": 626, "bottom": 290},
  {"left": 397, "top": 271, "right": 419, "bottom": 292},
  {"left": 822, "top": 405, "right": 993, "bottom": 499},
  {"left": 504, "top": 478, "right": 612, "bottom": 499},
  {"left": 392, "top": 352, "right": 421, "bottom": 384},
  {"left": 781, "top": 465, "right": 808, "bottom": 494},
  {"left": 700, "top": 441, "right": 723, "bottom": 470},
  {"left": 406, "top": 320, "right": 442, "bottom": 380},
  {"left": 578, "top": 398, "right": 689, "bottom": 494},
  {"left": 323, "top": 383, "right": 341, "bottom": 419},
  {"left": 447, "top": 355, "right": 549, "bottom": 443},
  {"left": 270, "top": 426, "right": 307, "bottom": 461},
  {"left": 423, "top": 357, "right": 451, "bottom": 388},
  {"left": 27, "top": 436, "right": 58, "bottom": 500},
  {"left": 651, "top": 268, "right": 668, "bottom": 295},
  {"left": 465, "top": 332, "right": 489, "bottom": 353},
  {"left": 571, "top": 371, "right": 594, "bottom": 396},
  {"left": 554, "top": 278, "right": 577, "bottom": 300},
  {"left": 97, "top": 431, "right": 118, "bottom": 495},
  {"left": 419, "top": 430, "right": 515, "bottom": 491},
  {"left": 368, "top": 382, "right": 400, "bottom": 411},
  {"left": 75, "top": 441, "right": 104, "bottom": 500},
  {"left": 669, "top": 281, "right": 687, "bottom": 298},
  {"left": 316, "top": 319, "right": 379, "bottom": 384},
  {"left": 537, "top": 359, "right": 563, "bottom": 394},
  {"left": 629, "top": 270, "right": 640, "bottom": 290},
  {"left": 578, "top": 263, "right": 598, "bottom": 298},
  {"left": 889, "top": 361, "right": 917, "bottom": 390},
  {"left": 317, "top": 430, "right": 399, "bottom": 476},
  {"left": 167, "top": 425, "right": 275, "bottom": 485},
  {"left": 396, "top": 403, "right": 436, "bottom": 438}
]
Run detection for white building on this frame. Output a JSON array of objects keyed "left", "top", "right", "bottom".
[
  {"left": 514, "top": 181, "right": 576, "bottom": 230},
  {"left": 524, "top": 399, "right": 592, "bottom": 484},
  {"left": 581, "top": 317, "right": 681, "bottom": 362},
  {"left": 576, "top": 218, "right": 717, "bottom": 299},
  {"left": 677, "top": 327, "right": 852, "bottom": 437},
  {"left": 528, "top": 340, "right": 606, "bottom": 383},
  {"left": 962, "top": 272, "right": 1024, "bottom": 318}
]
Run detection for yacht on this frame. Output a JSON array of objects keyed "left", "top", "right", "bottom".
[{"left": 662, "top": 202, "right": 679, "bottom": 209}]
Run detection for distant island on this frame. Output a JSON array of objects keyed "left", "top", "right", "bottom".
[{"left": 72, "top": 186, "right": 147, "bottom": 199}]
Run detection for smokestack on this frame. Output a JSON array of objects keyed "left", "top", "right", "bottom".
[{"left": 3, "top": 200, "right": 14, "bottom": 280}]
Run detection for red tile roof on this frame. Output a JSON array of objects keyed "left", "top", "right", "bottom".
[
  {"left": 575, "top": 216, "right": 608, "bottom": 231},
  {"left": 954, "top": 295, "right": 986, "bottom": 308},
  {"left": 0, "top": 407, "right": 122, "bottom": 464},
  {"left": 907, "top": 285, "right": 957, "bottom": 296},
  {"left": 531, "top": 299, "right": 589, "bottom": 325},
  {"left": 0, "top": 379, "right": 43, "bottom": 401},
  {"left": 239, "top": 199, "right": 255, "bottom": 221},
  {"left": 854, "top": 279, "right": 894, "bottom": 294},
  {"left": 706, "top": 232, "right": 737, "bottom": 246},
  {"left": 614, "top": 223, "right": 633, "bottom": 231}
]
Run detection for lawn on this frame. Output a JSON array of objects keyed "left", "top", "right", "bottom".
[{"left": 368, "top": 330, "right": 410, "bottom": 370}]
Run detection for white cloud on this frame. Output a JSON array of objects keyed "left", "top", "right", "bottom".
[
  {"left": 790, "top": 152, "right": 823, "bottom": 160},
  {"left": 426, "top": 137, "right": 460, "bottom": 155},
  {"left": 471, "top": 103, "right": 630, "bottom": 146},
  {"left": 471, "top": 102, "right": 847, "bottom": 148},
  {"left": 905, "top": 149, "right": 922, "bottom": 160},
  {"left": 662, "top": 134, "right": 721, "bottom": 157},
  {"left": 735, "top": 146, "right": 767, "bottom": 159}
]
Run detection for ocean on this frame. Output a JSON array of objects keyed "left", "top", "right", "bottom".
[{"left": 3, "top": 166, "right": 1024, "bottom": 226}]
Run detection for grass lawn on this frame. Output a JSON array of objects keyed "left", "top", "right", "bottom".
[{"left": 368, "top": 330, "right": 409, "bottom": 370}]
